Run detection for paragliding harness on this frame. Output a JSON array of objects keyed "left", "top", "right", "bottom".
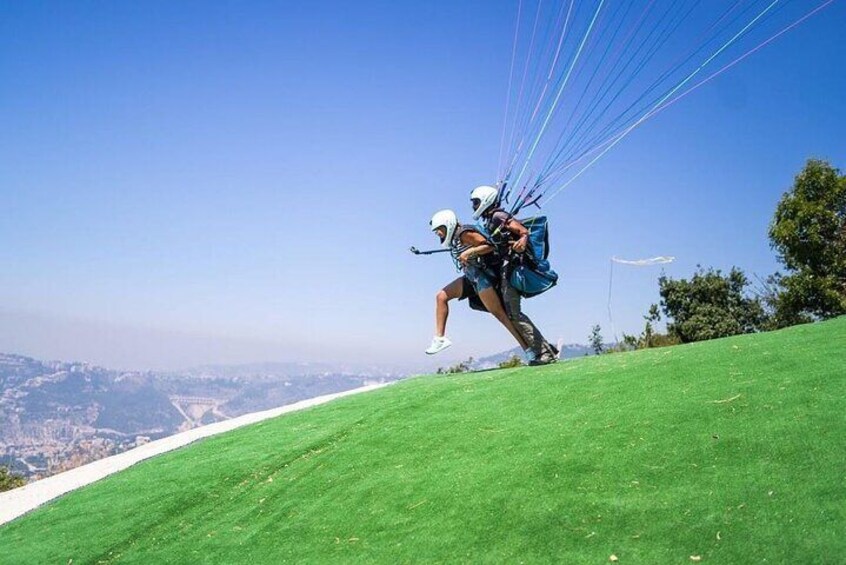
[
  {"left": 450, "top": 224, "right": 503, "bottom": 313},
  {"left": 481, "top": 211, "right": 559, "bottom": 298}
]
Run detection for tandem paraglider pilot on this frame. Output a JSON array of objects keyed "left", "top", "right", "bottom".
[{"left": 470, "top": 185, "right": 559, "bottom": 365}]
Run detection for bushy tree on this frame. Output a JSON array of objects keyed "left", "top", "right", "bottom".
[
  {"left": 619, "top": 333, "right": 638, "bottom": 351},
  {"left": 589, "top": 325, "right": 604, "bottom": 355},
  {"left": 658, "top": 266, "right": 767, "bottom": 343},
  {"left": 0, "top": 466, "right": 25, "bottom": 492},
  {"left": 768, "top": 159, "right": 846, "bottom": 325},
  {"left": 642, "top": 304, "right": 660, "bottom": 348}
]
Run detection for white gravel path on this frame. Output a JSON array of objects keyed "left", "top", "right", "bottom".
[{"left": 0, "top": 382, "right": 392, "bottom": 527}]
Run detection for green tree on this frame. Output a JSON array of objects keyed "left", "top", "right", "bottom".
[
  {"left": 0, "top": 466, "right": 25, "bottom": 492},
  {"left": 658, "top": 266, "right": 767, "bottom": 343},
  {"left": 768, "top": 159, "right": 846, "bottom": 325},
  {"left": 589, "top": 325, "right": 604, "bottom": 355},
  {"left": 620, "top": 333, "right": 638, "bottom": 351},
  {"left": 642, "top": 304, "right": 660, "bottom": 348}
]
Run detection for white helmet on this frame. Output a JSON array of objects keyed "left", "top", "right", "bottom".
[
  {"left": 470, "top": 185, "right": 499, "bottom": 219},
  {"left": 430, "top": 209, "right": 458, "bottom": 249}
]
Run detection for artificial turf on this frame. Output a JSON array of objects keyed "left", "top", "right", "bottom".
[{"left": 1, "top": 317, "right": 844, "bottom": 564}]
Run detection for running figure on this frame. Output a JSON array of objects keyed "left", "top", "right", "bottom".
[{"left": 425, "top": 209, "right": 530, "bottom": 356}]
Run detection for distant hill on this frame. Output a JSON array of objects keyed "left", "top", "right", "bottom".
[
  {"left": 3, "top": 318, "right": 842, "bottom": 562},
  {"left": 472, "top": 342, "right": 594, "bottom": 368},
  {"left": 184, "top": 361, "right": 404, "bottom": 379}
]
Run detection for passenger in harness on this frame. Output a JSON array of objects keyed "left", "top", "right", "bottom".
[
  {"left": 470, "top": 185, "right": 559, "bottom": 365},
  {"left": 425, "top": 209, "right": 530, "bottom": 356}
]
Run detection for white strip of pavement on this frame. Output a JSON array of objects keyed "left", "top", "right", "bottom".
[{"left": 0, "top": 382, "right": 392, "bottom": 527}]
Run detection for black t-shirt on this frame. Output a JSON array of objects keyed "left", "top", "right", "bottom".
[{"left": 486, "top": 209, "right": 515, "bottom": 249}]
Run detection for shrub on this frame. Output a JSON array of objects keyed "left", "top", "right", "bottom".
[
  {"left": 498, "top": 355, "right": 524, "bottom": 369},
  {"left": 0, "top": 466, "right": 25, "bottom": 492}
]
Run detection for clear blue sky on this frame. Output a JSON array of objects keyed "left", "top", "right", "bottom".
[{"left": 1, "top": 1, "right": 844, "bottom": 370}]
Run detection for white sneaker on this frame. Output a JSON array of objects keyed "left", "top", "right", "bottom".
[{"left": 425, "top": 336, "right": 452, "bottom": 355}]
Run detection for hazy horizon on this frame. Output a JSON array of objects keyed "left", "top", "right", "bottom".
[{"left": 0, "top": 307, "right": 440, "bottom": 372}]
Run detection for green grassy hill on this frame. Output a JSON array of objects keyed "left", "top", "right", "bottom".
[{"left": 2, "top": 319, "right": 844, "bottom": 564}]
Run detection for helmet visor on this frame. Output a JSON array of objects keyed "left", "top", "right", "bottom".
[{"left": 471, "top": 198, "right": 481, "bottom": 211}]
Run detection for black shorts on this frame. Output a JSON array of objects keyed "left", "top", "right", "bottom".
[
  {"left": 459, "top": 276, "right": 502, "bottom": 313},
  {"left": 458, "top": 276, "right": 476, "bottom": 300}
]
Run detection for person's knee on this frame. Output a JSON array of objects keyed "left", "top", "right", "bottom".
[{"left": 436, "top": 289, "right": 450, "bottom": 304}]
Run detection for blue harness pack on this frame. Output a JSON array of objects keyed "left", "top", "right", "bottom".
[
  {"left": 508, "top": 216, "right": 559, "bottom": 298},
  {"left": 478, "top": 214, "right": 559, "bottom": 298}
]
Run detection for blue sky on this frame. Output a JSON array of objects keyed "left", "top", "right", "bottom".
[{"left": 1, "top": 1, "right": 844, "bottom": 370}]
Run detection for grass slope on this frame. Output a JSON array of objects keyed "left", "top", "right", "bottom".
[{"left": 1, "top": 319, "right": 844, "bottom": 564}]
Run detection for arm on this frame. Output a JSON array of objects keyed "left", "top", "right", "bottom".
[
  {"left": 458, "top": 231, "right": 494, "bottom": 265},
  {"left": 504, "top": 218, "right": 530, "bottom": 253}
]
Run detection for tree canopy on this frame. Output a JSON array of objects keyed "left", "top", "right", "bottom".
[
  {"left": 658, "top": 266, "right": 767, "bottom": 343},
  {"left": 768, "top": 159, "right": 846, "bottom": 324}
]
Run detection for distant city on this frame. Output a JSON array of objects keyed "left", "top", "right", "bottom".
[
  {"left": 0, "top": 344, "right": 593, "bottom": 482},
  {"left": 0, "top": 353, "right": 402, "bottom": 481}
]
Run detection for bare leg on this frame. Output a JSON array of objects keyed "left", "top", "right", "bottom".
[
  {"left": 435, "top": 278, "right": 464, "bottom": 337},
  {"left": 477, "top": 287, "right": 530, "bottom": 350}
]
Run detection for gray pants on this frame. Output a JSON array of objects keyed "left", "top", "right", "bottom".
[{"left": 501, "top": 265, "right": 557, "bottom": 361}]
